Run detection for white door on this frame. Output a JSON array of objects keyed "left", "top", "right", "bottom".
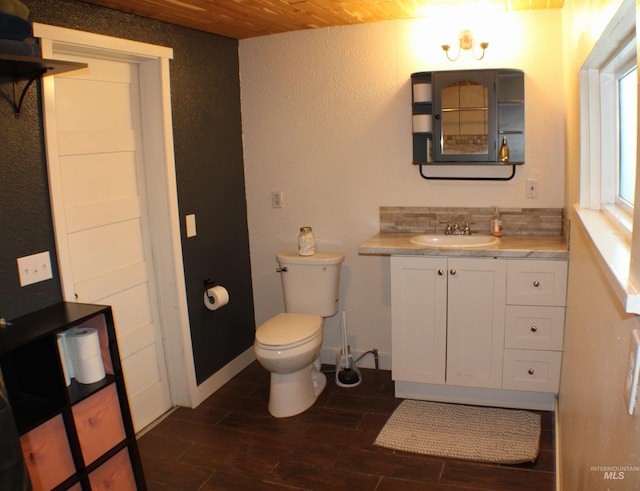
[{"left": 47, "top": 53, "right": 172, "bottom": 431}]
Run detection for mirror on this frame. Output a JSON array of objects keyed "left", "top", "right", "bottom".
[
  {"left": 433, "top": 70, "right": 497, "bottom": 162},
  {"left": 441, "top": 81, "right": 488, "bottom": 156}
]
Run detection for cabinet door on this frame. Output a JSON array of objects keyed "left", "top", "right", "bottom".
[
  {"left": 433, "top": 70, "right": 497, "bottom": 162},
  {"left": 446, "top": 258, "right": 506, "bottom": 389},
  {"left": 391, "top": 256, "right": 447, "bottom": 384}
]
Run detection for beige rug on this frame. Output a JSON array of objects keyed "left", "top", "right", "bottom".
[{"left": 374, "top": 400, "right": 541, "bottom": 464}]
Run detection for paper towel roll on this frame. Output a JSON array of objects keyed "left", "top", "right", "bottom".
[
  {"left": 412, "top": 114, "right": 432, "bottom": 133},
  {"left": 66, "top": 327, "right": 105, "bottom": 384},
  {"left": 66, "top": 327, "right": 101, "bottom": 360},
  {"left": 56, "top": 332, "right": 73, "bottom": 386},
  {"left": 204, "top": 285, "right": 230, "bottom": 311},
  {"left": 413, "top": 83, "right": 432, "bottom": 102},
  {"left": 73, "top": 354, "right": 106, "bottom": 384}
]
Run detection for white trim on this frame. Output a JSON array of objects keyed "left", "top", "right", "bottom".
[
  {"left": 34, "top": 24, "right": 201, "bottom": 409},
  {"left": 194, "top": 348, "right": 256, "bottom": 406},
  {"left": 574, "top": 205, "right": 640, "bottom": 314},
  {"left": 33, "top": 23, "right": 173, "bottom": 60},
  {"left": 578, "top": 0, "right": 640, "bottom": 314}
]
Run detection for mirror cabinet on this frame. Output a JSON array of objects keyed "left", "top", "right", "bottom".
[{"left": 411, "top": 69, "right": 524, "bottom": 176}]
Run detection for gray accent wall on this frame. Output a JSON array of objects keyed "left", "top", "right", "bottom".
[{"left": 0, "top": 0, "right": 255, "bottom": 384}]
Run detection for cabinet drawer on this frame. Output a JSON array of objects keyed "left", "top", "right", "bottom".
[
  {"left": 505, "top": 306, "right": 565, "bottom": 350},
  {"left": 19, "top": 414, "right": 76, "bottom": 491},
  {"left": 502, "top": 349, "right": 562, "bottom": 393},
  {"left": 72, "top": 383, "right": 126, "bottom": 465},
  {"left": 506, "top": 259, "right": 568, "bottom": 306},
  {"left": 89, "top": 448, "right": 137, "bottom": 491}
]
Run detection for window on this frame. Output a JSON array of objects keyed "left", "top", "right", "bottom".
[
  {"left": 619, "top": 66, "right": 637, "bottom": 207},
  {"left": 578, "top": 0, "right": 640, "bottom": 314}
]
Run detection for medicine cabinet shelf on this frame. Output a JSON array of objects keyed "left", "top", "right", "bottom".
[{"left": 0, "top": 53, "right": 87, "bottom": 117}]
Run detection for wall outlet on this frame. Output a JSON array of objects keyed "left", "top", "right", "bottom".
[
  {"left": 17, "top": 251, "right": 53, "bottom": 287},
  {"left": 272, "top": 190, "right": 283, "bottom": 208},
  {"left": 625, "top": 329, "right": 640, "bottom": 415},
  {"left": 526, "top": 178, "right": 538, "bottom": 199}
]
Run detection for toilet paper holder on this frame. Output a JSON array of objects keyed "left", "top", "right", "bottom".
[{"left": 204, "top": 278, "right": 217, "bottom": 302}]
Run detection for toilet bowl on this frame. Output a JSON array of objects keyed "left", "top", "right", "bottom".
[
  {"left": 254, "top": 313, "right": 326, "bottom": 418},
  {"left": 253, "top": 251, "right": 344, "bottom": 418}
]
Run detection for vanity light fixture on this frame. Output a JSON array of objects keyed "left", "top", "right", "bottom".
[{"left": 442, "top": 29, "right": 489, "bottom": 61}]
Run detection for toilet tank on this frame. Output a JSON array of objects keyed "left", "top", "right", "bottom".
[{"left": 276, "top": 252, "right": 345, "bottom": 317}]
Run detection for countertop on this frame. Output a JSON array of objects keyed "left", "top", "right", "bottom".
[{"left": 358, "top": 233, "right": 569, "bottom": 259}]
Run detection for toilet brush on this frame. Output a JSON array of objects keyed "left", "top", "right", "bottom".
[{"left": 336, "top": 310, "right": 361, "bottom": 387}]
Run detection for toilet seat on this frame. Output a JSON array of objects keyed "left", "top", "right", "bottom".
[{"left": 256, "top": 313, "right": 322, "bottom": 350}]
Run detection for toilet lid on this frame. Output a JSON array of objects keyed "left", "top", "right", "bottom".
[{"left": 256, "top": 313, "right": 322, "bottom": 348}]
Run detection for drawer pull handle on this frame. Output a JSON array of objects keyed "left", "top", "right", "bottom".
[
  {"left": 530, "top": 326, "right": 538, "bottom": 333},
  {"left": 437, "top": 269, "right": 444, "bottom": 276},
  {"left": 528, "top": 368, "right": 535, "bottom": 375},
  {"left": 450, "top": 269, "right": 456, "bottom": 276},
  {"left": 533, "top": 280, "right": 540, "bottom": 287}
]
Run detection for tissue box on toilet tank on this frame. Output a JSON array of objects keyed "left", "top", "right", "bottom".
[{"left": 63, "top": 327, "right": 106, "bottom": 385}]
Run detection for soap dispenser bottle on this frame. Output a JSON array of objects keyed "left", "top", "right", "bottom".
[
  {"left": 499, "top": 137, "right": 510, "bottom": 162},
  {"left": 490, "top": 207, "right": 503, "bottom": 237}
]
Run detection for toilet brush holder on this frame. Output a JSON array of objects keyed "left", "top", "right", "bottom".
[{"left": 335, "top": 310, "right": 361, "bottom": 388}]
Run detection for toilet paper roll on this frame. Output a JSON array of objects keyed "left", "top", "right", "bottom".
[
  {"left": 204, "top": 285, "right": 230, "bottom": 311},
  {"left": 66, "top": 327, "right": 101, "bottom": 361},
  {"left": 56, "top": 332, "right": 73, "bottom": 386},
  {"left": 73, "top": 354, "right": 106, "bottom": 384},
  {"left": 413, "top": 83, "right": 432, "bottom": 102},
  {"left": 412, "top": 114, "right": 432, "bottom": 133}
]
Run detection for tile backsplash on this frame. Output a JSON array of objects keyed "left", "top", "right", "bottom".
[{"left": 380, "top": 207, "right": 565, "bottom": 236}]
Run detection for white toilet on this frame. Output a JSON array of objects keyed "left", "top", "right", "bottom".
[{"left": 254, "top": 251, "right": 345, "bottom": 418}]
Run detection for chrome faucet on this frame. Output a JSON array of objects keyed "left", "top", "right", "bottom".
[{"left": 441, "top": 219, "right": 473, "bottom": 235}]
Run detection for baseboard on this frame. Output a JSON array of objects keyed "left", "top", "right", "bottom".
[{"left": 193, "top": 347, "right": 256, "bottom": 407}]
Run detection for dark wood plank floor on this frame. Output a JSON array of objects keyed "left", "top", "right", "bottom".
[{"left": 137, "top": 362, "right": 556, "bottom": 490}]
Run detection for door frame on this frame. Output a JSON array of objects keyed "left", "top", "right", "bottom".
[{"left": 34, "top": 23, "right": 197, "bottom": 409}]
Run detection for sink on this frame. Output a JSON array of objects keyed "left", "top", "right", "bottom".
[{"left": 409, "top": 234, "right": 499, "bottom": 248}]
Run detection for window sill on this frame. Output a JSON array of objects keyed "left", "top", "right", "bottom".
[{"left": 574, "top": 204, "right": 640, "bottom": 314}]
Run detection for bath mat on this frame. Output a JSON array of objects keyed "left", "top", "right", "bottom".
[{"left": 374, "top": 400, "right": 541, "bottom": 464}]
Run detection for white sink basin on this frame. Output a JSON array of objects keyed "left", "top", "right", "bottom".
[{"left": 409, "top": 234, "right": 499, "bottom": 248}]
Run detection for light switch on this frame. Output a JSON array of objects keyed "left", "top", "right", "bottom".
[
  {"left": 186, "top": 214, "right": 197, "bottom": 238},
  {"left": 17, "top": 251, "right": 53, "bottom": 286}
]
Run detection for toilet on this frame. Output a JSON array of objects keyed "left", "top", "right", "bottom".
[{"left": 254, "top": 251, "right": 345, "bottom": 418}]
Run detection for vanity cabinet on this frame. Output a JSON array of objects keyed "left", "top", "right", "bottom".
[
  {"left": 391, "top": 256, "right": 568, "bottom": 409},
  {"left": 0, "top": 302, "right": 145, "bottom": 490},
  {"left": 502, "top": 260, "right": 567, "bottom": 393},
  {"left": 391, "top": 256, "right": 506, "bottom": 389}
]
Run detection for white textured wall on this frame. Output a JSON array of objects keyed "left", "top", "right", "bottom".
[
  {"left": 559, "top": 0, "right": 640, "bottom": 488},
  {"left": 239, "top": 10, "right": 564, "bottom": 367}
]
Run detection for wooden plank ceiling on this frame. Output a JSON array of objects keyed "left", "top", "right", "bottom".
[{"left": 80, "top": 0, "right": 564, "bottom": 39}]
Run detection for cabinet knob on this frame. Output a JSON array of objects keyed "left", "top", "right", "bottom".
[
  {"left": 530, "top": 326, "right": 538, "bottom": 333},
  {"left": 533, "top": 280, "right": 540, "bottom": 287},
  {"left": 437, "top": 269, "right": 445, "bottom": 276},
  {"left": 449, "top": 269, "right": 456, "bottom": 276},
  {"left": 528, "top": 368, "right": 535, "bottom": 375}
]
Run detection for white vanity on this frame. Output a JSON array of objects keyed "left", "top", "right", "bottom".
[{"left": 360, "top": 230, "right": 569, "bottom": 411}]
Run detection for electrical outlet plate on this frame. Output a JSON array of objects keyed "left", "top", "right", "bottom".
[
  {"left": 17, "top": 251, "right": 53, "bottom": 287},
  {"left": 625, "top": 329, "right": 640, "bottom": 415},
  {"left": 272, "top": 190, "right": 283, "bottom": 208},
  {"left": 526, "top": 178, "right": 538, "bottom": 199}
]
